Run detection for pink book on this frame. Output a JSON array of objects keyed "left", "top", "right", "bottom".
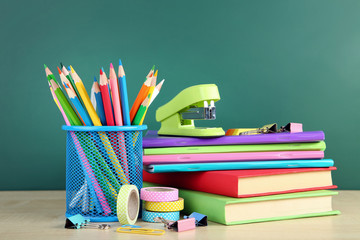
[{"left": 142, "top": 151, "right": 324, "bottom": 165}]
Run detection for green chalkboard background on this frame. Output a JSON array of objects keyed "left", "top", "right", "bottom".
[{"left": 0, "top": 0, "right": 359, "bottom": 190}]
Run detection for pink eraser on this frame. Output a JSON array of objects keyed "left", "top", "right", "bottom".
[{"left": 290, "top": 123, "right": 303, "bottom": 133}]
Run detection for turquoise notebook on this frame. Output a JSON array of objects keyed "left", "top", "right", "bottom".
[{"left": 144, "top": 159, "right": 334, "bottom": 173}]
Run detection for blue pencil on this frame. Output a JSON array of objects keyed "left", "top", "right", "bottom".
[
  {"left": 64, "top": 84, "right": 93, "bottom": 126},
  {"left": 92, "top": 77, "right": 107, "bottom": 125},
  {"left": 118, "top": 59, "right": 131, "bottom": 126}
]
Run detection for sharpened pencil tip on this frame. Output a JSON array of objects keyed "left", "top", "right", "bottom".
[
  {"left": 154, "top": 70, "right": 158, "bottom": 77},
  {"left": 60, "top": 62, "right": 63, "bottom": 68},
  {"left": 70, "top": 65, "right": 75, "bottom": 73},
  {"left": 119, "top": 59, "right": 122, "bottom": 66},
  {"left": 44, "top": 64, "right": 48, "bottom": 69},
  {"left": 110, "top": 63, "right": 114, "bottom": 69},
  {"left": 67, "top": 66, "right": 71, "bottom": 71},
  {"left": 151, "top": 65, "right": 155, "bottom": 71},
  {"left": 101, "top": 67, "right": 105, "bottom": 72},
  {"left": 94, "top": 76, "right": 97, "bottom": 82},
  {"left": 57, "top": 66, "right": 62, "bottom": 75},
  {"left": 100, "top": 68, "right": 103, "bottom": 75}
]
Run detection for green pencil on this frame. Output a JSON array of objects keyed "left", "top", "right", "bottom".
[
  {"left": 50, "top": 79, "right": 82, "bottom": 126},
  {"left": 61, "top": 65, "right": 85, "bottom": 107},
  {"left": 132, "top": 94, "right": 150, "bottom": 125},
  {"left": 44, "top": 64, "right": 59, "bottom": 85}
]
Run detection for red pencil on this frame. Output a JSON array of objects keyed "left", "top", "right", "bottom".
[{"left": 99, "top": 68, "right": 115, "bottom": 126}]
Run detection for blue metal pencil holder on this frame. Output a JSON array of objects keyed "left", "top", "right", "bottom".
[{"left": 62, "top": 125, "right": 147, "bottom": 222}]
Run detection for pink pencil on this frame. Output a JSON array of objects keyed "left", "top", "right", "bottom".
[
  {"left": 99, "top": 68, "right": 115, "bottom": 126},
  {"left": 109, "top": 63, "right": 123, "bottom": 126}
]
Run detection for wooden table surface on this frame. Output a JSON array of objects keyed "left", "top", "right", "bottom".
[{"left": 0, "top": 190, "right": 359, "bottom": 240}]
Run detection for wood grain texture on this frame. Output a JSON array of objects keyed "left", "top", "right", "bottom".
[{"left": 0, "top": 190, "right": 359, "bottom": 240}]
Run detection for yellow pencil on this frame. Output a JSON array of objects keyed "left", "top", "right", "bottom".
[{"left": 70, "top": 66, "right": 101, "bottom": 126}]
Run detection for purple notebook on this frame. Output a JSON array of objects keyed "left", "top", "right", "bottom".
[{"left": 143, "top": 130, "right": 325, "bottom": 148}]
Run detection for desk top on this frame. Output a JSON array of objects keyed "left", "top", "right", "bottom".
[{"left": 0, "top": 190, "right": 359, "bottom": 240}]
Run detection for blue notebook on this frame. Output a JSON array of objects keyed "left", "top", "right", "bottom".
[{"left": 144, "top": 159, "right": 334, "bottom": 173}]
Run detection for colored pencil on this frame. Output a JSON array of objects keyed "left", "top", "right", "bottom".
[
  {"left": 58, "top": 67, "right": 76, "bottom": 95},
  {"left": 50, "top": 79, "right": 82, "bottom": 126},
  {"left": 149, "top": 79, "right": 165, "bottom": 106},
  {"left": 139, "top": 75, "right": 157, "bottom": 125},
  {"left": 44, "top": 64, "right": 59, "bottom": 85},
  {"left": 118, "top": 59, "right": 131, "bottom": 126},
  {"left": 62, "top": 65, "right": 84, "bottom": 106},
  {"left": 132, "top": 94, "right": 150, "bottom": 125},
  {"left": 70, "top": 65, "right": 101, "bottom": 126},
  {"left": 64, "top": 84, "right": 93, "bottom": 126},
  {"left": 99, "top": 68, "right": 115, "bottom": 126},
  {"left": 93, "top": 78, "right": 106, "bottom": 125},
  {"left": 129, "top": 66, "right": 155, "bottom": 122},
  {"left": 90, "top": 82, "right": 96, "bottom": 110},
  {"left": 109, "top": 63, "right": 123, "bottom": 126}
]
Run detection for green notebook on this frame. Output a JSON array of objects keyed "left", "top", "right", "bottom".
[
  {"left": 144, "top": 141, "right": 326, "bottom": 155},
  {"left": 143, "top": 182, "right": 340, "bottom": 225}
]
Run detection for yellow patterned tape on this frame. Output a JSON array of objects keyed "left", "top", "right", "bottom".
[
  {"left": 117, "top": 185, "right": 139, "bottom": 225},
  {"left": 144, "top": 198, "right": 184, "bottom": 212}
]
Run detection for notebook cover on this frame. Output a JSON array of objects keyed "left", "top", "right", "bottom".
[
  {"left": 143, "top": 141, "right": 326, "bottom": 155},
  {"left": 143, "top": 167, "right": 337, "bottom": 198},
  {"left": 143, "top": 130, "right": 325, "bottom": 148},
  {"left": 143, "top": 151, "right": 324, "bottom": 165},
  {"left": 144, "top": 159, "right": 334, "bottom": 173},
  {"left": 143, "top": 182, "right": 340, "bottom": 225}
]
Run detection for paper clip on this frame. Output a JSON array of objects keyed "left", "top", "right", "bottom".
[
  {"left": 184, "top": 212, "right": 208, "bottom": 226},
  {"left": 65, "top": 214, "right": 110, "bottom": 230},
  {"left": 154, "top": 217, "right": 196, "bottom": 232},
  {"left": 116, "top": 227, "right": 165, "bottom": 235}
]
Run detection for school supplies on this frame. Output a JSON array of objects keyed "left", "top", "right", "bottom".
[
  {"left": 140, "top": 187, "right": 179, "bottom": 202},
  {"left": 130, "top": 66, "right": 155, "bottom": 122},
  {"left": 92, "top": 78, "right": 106, "bottom": 125},
  {"left": 118, "top": 59, "right": 131, "bottom": 126},
  {"left": 45, "top": 61, "right": 154, "bottom": 222},
  {"left": 116, "top": 227, "right": 165, "bottom": 235},
  {"left": 154, "top": 217, "right": 196, "bottom": 232},
  {"left": 143, "top": 130, "right": 325, "bottom": 148},
  {"left": 109, "top": 63, "right": 123, "bottom": 126},
  {"left": 143, "top": 151, "right": 324, "bottom": 165},
  {"left": 144, "top": 159, "right": 334, "bottom": 173},
  {"left": 226, "top": 123, "right": 303, "bottom": 136},
  {"left": 184, "top": 212, "right": 208, "bottom": 226},
  {"left": 144, "top": 183, "right": 340, "bottom": 226},
  {"left": 149, "top": 79, "right": 165, "bottom": 106},
  {"left": 99, "top": 68, "right": 115, "bottom": 126},
  {"left": 65, "top": 214, "right": 111, "bottom": 229},
  {"left": 156, "top": 84, "right": 225, "bottom": 137},
  {"left": 117, "top": 185, "right": 140, "bottom": 225},
  {"left": 143, "top": 167, "right": 337, "bottom": 198},
  {"left": 144, "top": 141, "right": 326, "bottom": 155}
]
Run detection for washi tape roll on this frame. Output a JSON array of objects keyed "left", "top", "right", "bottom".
[
  {"left": 144, "top": 198, "right": 184, "bottom": 212},
  {"left": 140, "top": 187, "right": 178, "bottom": 202},
  {"left": 142, "top": 209, "right": 180, "bottom": 222},
  {"left": 117, "top": 185, "right": 139, "bottom": 225}
]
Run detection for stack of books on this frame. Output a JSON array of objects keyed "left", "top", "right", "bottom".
[{"left": 142, "top": 130, "right": 340, "bottom": 225}]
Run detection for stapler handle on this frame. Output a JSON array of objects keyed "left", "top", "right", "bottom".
[{"left": 156, "top": 84, "right": 220, "bottom": 122}]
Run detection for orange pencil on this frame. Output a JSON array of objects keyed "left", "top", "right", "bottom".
[{"left": 129, "top": 66, "right": 155, "bottom": 122}]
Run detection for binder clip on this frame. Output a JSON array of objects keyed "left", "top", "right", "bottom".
[
  {"left": 65, "top": 214, "right": 110, "bottom": 230},
  {"left": 156, "top": 84, "right": 225, "bottom": 137},
  {"left": 236, "top": 123, "right": 278, "bottom": 136},
  {"left": 184, "top": 212, "right": 208, "bottom": 226},
  {"left": 154, "top": 217, "right": 196, "bottom": 232},
  {"left": 279, "top": 123, "right": 303, "bottom": 133}
]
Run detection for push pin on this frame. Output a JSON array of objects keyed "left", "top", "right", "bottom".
[{"left": 65, "top": 214, "right": 110, "bottom": 230}]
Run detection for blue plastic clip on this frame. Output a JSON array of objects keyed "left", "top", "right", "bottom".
[
  {"left": 184, "top": 212, "right": 207, "bottom": 227},
  {"left": 65, "top": 214, "right": 90, "bottom": 229}
]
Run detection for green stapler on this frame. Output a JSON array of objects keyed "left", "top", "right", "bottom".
[{"left": 155, "top": 84, "right": 225, "bottom": 137}]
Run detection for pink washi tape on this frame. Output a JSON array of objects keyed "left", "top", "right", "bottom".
[{"left": 141, "top": 187, "right": 178, "bottom": 202}]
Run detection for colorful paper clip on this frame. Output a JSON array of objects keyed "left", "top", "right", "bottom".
[
  {"left": 184, "top": 212, "right": 208, "bottom": 226},
  {"left": 116, "top": 227, "right": 165, "bottom": 235},
  {"left": 154, "top": 217, "right": 196, "bottom": 232},
  {"left": 65, "top": 214, "right": 110, "bottom": 230}
]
